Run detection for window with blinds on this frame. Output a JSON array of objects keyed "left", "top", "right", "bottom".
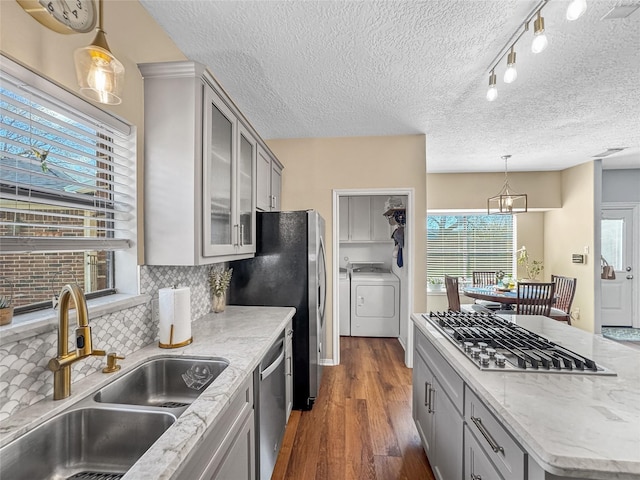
[
  {"left": 0, "top": 56, "right": 135, "bottom": 311},
  {"left": 427, "top": 214, "right": 515, "bottom": 281}
]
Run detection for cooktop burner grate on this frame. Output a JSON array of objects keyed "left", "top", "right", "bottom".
[{"left": 423, "top": 311, "right": 615, "bottom": 375}]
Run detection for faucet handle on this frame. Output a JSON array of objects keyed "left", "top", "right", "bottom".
[{"left": 102, "top": 352, "right": 124, "bottom": 373}]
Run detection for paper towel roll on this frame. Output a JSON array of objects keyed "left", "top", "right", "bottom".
[{"left": 158, "top": 286, "right": 193, "bottom": 348}]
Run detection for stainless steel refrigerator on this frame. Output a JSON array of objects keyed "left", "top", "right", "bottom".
[{"left": 229, "top": 210, "right": 327, "bottom": 410}]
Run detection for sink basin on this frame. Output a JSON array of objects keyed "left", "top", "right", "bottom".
[
  {"left": 94, "top": 356, "right": 229, "bottom": 409},
  {"left": 0, "top": 407, "right": 175, "bottom": 480}
]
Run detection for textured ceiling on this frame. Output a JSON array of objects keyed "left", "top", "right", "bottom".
[{"left": 139, "top": 0, "right": 640, "bottom": 173}]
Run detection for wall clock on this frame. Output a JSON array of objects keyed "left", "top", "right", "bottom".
[{"left": 16, "top": 0, "right": 97, "bottom": 34}]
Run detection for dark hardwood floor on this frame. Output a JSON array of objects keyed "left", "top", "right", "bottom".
[{"left": 272, "top": 336, "right": 435, "bottom": 480}]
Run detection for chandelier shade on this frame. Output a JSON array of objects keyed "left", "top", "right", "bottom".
[{"left": 487, "top": 155, "right": 528, "bottom": 215}]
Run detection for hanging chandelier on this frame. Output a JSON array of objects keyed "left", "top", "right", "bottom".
[{"left": 487, "top": 155, "right": 528, "bottom": 215}]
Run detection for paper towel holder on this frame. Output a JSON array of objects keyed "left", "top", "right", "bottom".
[{"left": 159, "top": 325, "right": 193, "bottom": 349}]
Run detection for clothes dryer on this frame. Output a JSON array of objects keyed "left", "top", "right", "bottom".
[{"left": 350, "top": 267, "right": 399, "bottom": 337}]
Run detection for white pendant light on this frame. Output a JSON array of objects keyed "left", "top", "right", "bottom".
[
  {"left": 74, "top": 0, "right": 124, "bottom": 105},
  {"left": 503, "top": 47, "right": 517, "bottom": 84},
  {"left": 566, "top": 0, "right": 587, "bottom": 21},
  {"left": 531, "top": 11, "right": 548, "bottom": 54},
  {"left": 486, "top": 71, "right": 498, "bottom": 102}
]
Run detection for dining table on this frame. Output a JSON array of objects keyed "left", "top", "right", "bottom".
[{"left": 462, "top": 285, "right": 518, "bottom": 310}]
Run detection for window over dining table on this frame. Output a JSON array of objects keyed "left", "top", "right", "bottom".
[
  {"left": 427, "top": 214, "right": 515, "bottom": 286},
  {"left": 0, "top": 55, "right": 136, "bottom": 313}
]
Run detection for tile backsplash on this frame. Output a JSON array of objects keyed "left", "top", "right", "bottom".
[{"left": 0, "top": 264, "right": 215, "bottom": 421}]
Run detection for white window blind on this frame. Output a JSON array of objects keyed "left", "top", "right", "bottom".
[
  {"left": 427, "top": 214, "right": 514, "bottom": 279},
  {"left": 0, "top": 58, "right": 135, "bottom": 253}
]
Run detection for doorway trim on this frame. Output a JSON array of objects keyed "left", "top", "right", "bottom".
[{"left": 331, "top": 188, "right": 415, "bottom": 367}]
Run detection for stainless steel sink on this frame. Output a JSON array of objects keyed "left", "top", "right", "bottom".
[
  {"left": 0, "top": 407, "right": 176, "bottom": 480},
  {"left": 94, "top": 356, "right": 229, "bottom": 409}
]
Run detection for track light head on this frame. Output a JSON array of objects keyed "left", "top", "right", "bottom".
[
  {"left": 486, "top": 71, "right": 498, "bottom": 101},
  {"left": 504, "top": 48, "right": 517, "bottom": 84},
  {"left": 566, "top": 0, "right": 587, "bottom": 20},
  {"left": 531, "top": 11, "right": 548, "bottom": 53}
]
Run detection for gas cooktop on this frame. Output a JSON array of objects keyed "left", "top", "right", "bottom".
[{"left": 424, "top": 311, "right": 615, "bottom": 376}]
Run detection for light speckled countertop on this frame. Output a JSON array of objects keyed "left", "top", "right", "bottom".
[
  {"left": 0, "top": 305, "right": 295, "bottom": 480},
  {"left": 412, "top": 313, "right": 640, "bottom": 480}
]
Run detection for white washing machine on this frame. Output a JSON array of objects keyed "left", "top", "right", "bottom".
[
  {"left": 350, "top": 267, "right": 400, "bottom": 337},
  {"left": 339, "top": 268, "right": 350, "bottom": 336}
]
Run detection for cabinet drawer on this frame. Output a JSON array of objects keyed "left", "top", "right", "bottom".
[
  {"left": 414, "top": 327, "right": 464, "bottom": 414},
  {"left": 465, "top": 386, "right": 525, "bottom": 480},
  {"left": 464, "top": 424, "right": 505, "bottom": 480}
]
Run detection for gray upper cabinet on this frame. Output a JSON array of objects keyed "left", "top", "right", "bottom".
[
  {"left": 139, "top": 61, "right": 274, "bottom": 265},
  {"left": 257, "top": 146, "right": 283, "bottom": 212},
  {"left": 339, "top": 196, "right": 392, "bottom": 243}
]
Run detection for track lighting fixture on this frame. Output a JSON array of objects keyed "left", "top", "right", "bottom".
[
  {"left": 531, "top": 11, "right": 548, "bottom": 54},
  {"left": 486, "top": 71, "right": 498, "bottom": 102},
  {"left": 566, "top": 0, "right": 587, "bottom": 21},
  {"left": 503, "top": 47, "right": 517, "bottom": 84}
]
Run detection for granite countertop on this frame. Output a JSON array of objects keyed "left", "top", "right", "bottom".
[
  {"left": 412, "top": 313, "right": 640, "bottom": 480},
  {"left": 0, "top": 305, "right": 295, "bottom": 480}
]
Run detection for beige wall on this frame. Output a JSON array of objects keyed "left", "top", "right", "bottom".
[
  {"left": 267, "top": 135, "right": 427, "bottom": 359},
  {"left": 1, "top": 0, "right": 186, "bottom": 261},
  {"left": 545, "top": 162, "right": 595, "bottom": 332}
]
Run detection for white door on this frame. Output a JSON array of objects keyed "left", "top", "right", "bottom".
[{"left": 601, "top": 206, "right": 637, "bottom": 327}]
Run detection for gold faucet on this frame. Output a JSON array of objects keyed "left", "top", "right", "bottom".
[{"left": 48, "top": 284, "right": 105, "bottom": 400}]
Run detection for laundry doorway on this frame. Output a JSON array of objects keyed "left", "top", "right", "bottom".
[{"left": 331, "top": 188, "right": 415, "bottom": 367}]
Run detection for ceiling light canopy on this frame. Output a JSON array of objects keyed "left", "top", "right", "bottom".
[
  {"left": 488, "top": 155, "right": 528, "bottom": 215},
  {"left": 74, "top": 0, "right": 124, "bottom": 105}
]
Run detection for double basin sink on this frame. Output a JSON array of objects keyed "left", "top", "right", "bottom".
[{"left": 0, "top": 356, "right": 229, "bottom": 480}]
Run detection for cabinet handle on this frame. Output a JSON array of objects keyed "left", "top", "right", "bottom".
[
  {"left": 287, "top": 355, "right": 292, "bottom": 376},
  {"left": 471, "top": 416, "right": 504, "bottom": 454},
  {"left": 239, "top": 224, "right": 245, "bottom": 247},
  {"left": 424, "top": 381, "right": 430, "bottom": 407},
  {"left": 427, "top": 385, "right": 434, "bottom": 414},
  {"left": 233, "top": 224, "right": 239, "bottom": 247}
]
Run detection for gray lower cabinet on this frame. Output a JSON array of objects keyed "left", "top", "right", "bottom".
[
  {"left": 175, "top": 375, "right": 255, "bottom": 480},
  {"left": 413, "top": 326, "right": 464, "bottom": 480},
  {"left": 464, "top": 425, "right": 505, "bottom": 480}
]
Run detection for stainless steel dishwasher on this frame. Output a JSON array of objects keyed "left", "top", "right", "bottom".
[{"left": 257, "top": 333, "right": 286, "bottom": 480}]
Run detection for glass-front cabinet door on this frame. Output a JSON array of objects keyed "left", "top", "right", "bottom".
[
  {"left": 202, "top": 86, "right": 237, "bottom": 256},
  {"left": 237, "top": 124, "right": 256, "bottom": 254}
]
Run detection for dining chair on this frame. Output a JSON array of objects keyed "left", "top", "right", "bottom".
[
  {"left": 549, "top": 275, "right": 577, "bottom": 325},
  {"left": 444, "top": 275, "right": 461, "bottom": 312},
  {"left": 516, "top": 282, "right": 556, "bottom": 316},
  {"left": 471, "top": 271, "right": 501, "bottom": 310}
]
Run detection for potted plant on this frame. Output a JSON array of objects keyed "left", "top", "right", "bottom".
[
  {"left": 0, "top": 294, "right": 13, "bottom": 326},
  {"left": 208, "top": 266, "right": 233, "bottom": 313},
  {"left": 428, "top": 277, "right": 444, "bottom": 292},
  {"left": 517, "top": 246, "right": 543, "bottom": 281}
]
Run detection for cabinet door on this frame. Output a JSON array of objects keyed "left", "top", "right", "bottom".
[
  {"left": 349, "top": 196, "right": 371, "bottom": 241},
  {"left": 432, "top": 376, "right": 463, "bottom": 480},
  {"left": 237, "top": 125, "right": 256, "bottom": 254},
  {"left": 270, "top": 161, "right": 282, "bottom": 211},
  {"left": 256, "top": 147, "right": 271, "bottom": 211},
  {"left": 412, "top": 350, "right": 435, "bottom": 457},
  {"left": 205, "top": 410, "right": 255, "bottom": 480},
  {"left": 371, "top": 196, "right": 391, "bottom": 241},
  {"left": 202, "top": 86, "right": 237, "bottom": 256}
]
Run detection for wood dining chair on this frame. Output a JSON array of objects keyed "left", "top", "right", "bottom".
[
  {"left": 549, "top": 275, "right": 577, "bottom": 325},
  {"left": 516, "top": 282, "right": 556, "bottom": 316},
  {"left": 444, "top": 275, "right": 461, "bottom": 312},
  {"left": 471, "top": 271, "right": 501, "bottom": 310}
]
